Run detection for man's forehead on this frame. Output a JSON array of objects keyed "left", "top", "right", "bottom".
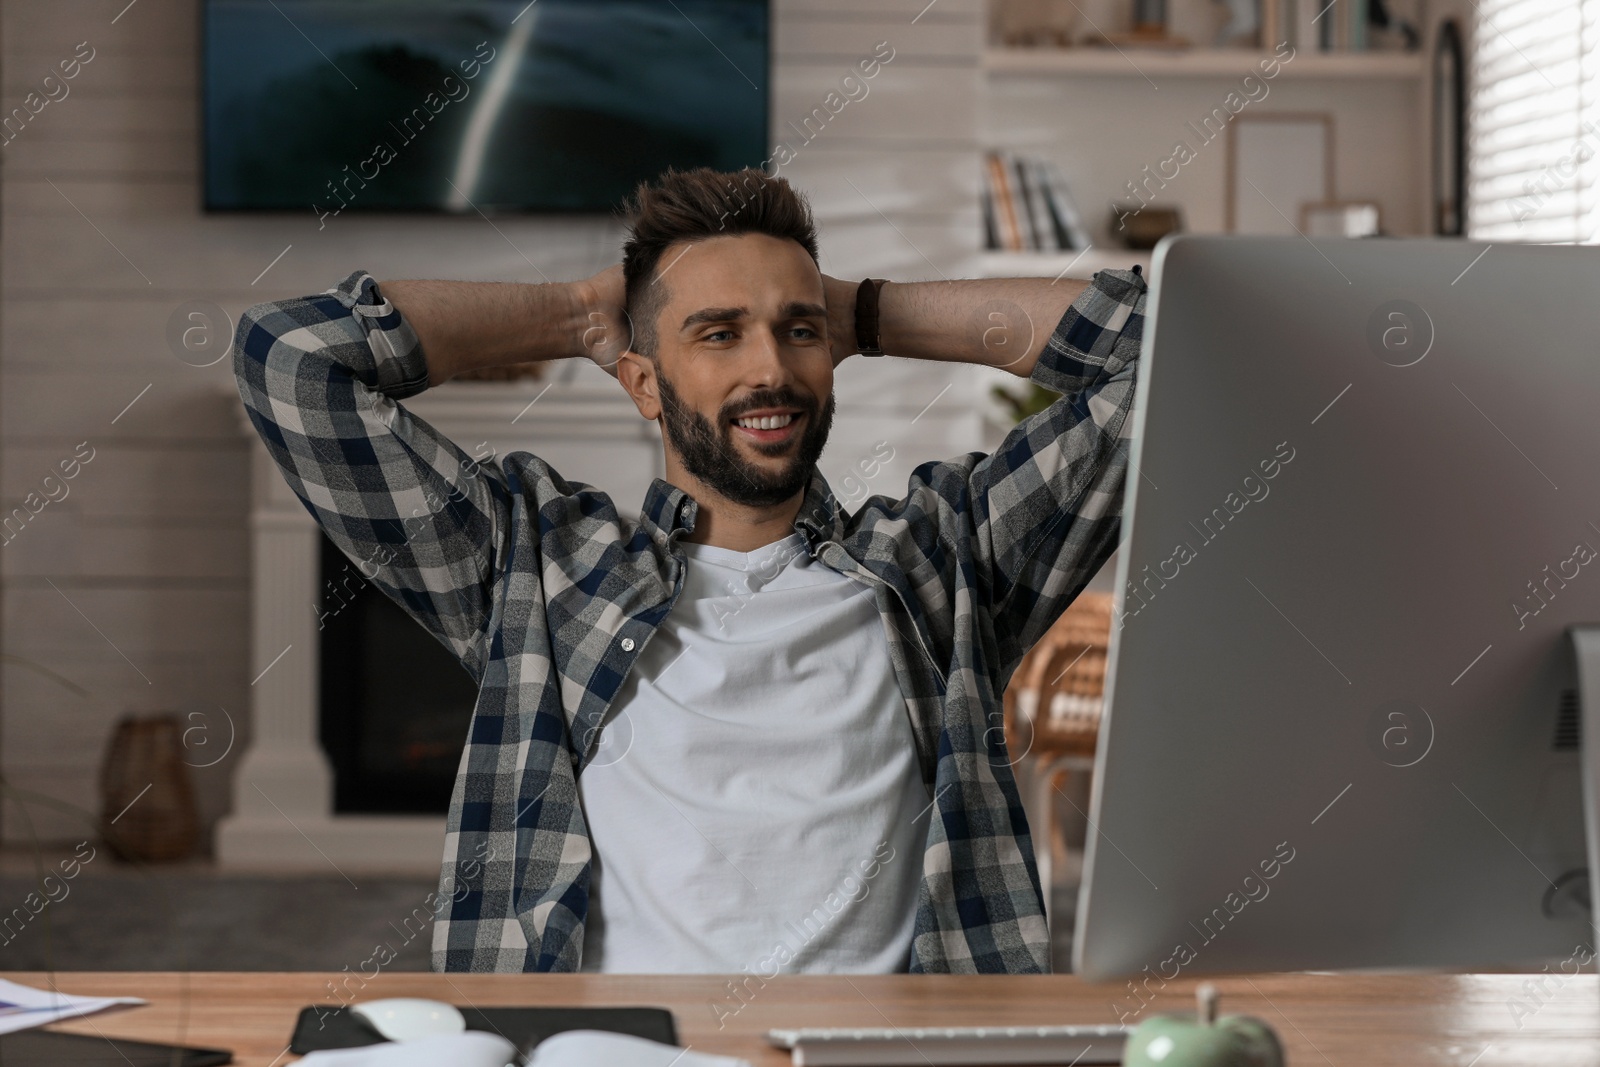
[{"left": 661, "top": 234, "right": 823, "bottom": 307}]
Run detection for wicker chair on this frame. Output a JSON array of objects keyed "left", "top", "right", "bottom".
[{"left": 1003, "top": 592, "right": 1113, "bottom": 927}]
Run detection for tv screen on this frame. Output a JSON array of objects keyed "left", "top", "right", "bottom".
[{"left": 203, "top": 0, "right": 770, "bottom": 214}]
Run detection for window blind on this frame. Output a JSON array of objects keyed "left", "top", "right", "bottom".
[{"left": 1467, "top": 0, "right": 1600, "bottom": 242}]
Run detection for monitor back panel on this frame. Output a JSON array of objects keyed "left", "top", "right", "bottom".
[{"left": 1076, "top": 236, "right": 1596, "bottom": 980}]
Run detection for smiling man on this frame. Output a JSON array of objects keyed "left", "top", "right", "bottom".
[{"left": 233, "top": 166, "right": 1146, "bottom": 974}]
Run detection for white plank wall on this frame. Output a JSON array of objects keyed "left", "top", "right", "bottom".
[{"left": 0, "top": 0, "right": 986, "bottom": 845}]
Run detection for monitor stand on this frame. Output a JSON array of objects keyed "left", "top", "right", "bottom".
[{"left": 1565, "top": 626, "right": 1600, "bottom": 972}]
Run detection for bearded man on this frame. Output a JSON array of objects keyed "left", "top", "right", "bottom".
[{"left": 232, "top": 166, "right": 1146, "bottom": 974}]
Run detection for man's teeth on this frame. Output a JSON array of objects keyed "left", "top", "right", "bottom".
[{"left": 735, "top": 414, "right": 795, "bottom": 430}]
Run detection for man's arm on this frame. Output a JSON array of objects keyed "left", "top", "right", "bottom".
[
  {"left": 974, "top": 269, "right": 1145, "bottom": 657},
  {"left": 234, "top": 272, "right": 531, "bottom": 680},
  {"left": 385, "top": 265, "right": 627, "bottom": 386},
  {"left": 234, "top": 266, "right": 629, "bottom": 679},
  {"left": 838, "top": 267, "right": 1147, "bottom": 663},
  {"left": 821, "top": 274, "right": 1090, "bottom": 376}
]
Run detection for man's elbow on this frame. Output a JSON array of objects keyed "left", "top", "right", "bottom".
[
  {"left": 231, "top": 298, "right": 333, "bottom": 410},
  {"left": 233, "top": 300, "right": 284, "bottom": 375},
  {"left": 231, "top": 302, "right": 271, "bottom": 402},
  {"left": 233, "top": 296, "right": 348, "bottom": 381}
]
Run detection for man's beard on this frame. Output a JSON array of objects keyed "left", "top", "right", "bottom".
[{"left": 656, "top": 371, "right": 835, "bottom": 509}]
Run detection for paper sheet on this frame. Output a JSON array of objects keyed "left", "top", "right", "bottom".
[
  {"left": 530, "top": 1031, "right": 754, "bottom": 1067},
  {"left": 296, "top": 1030, "right": 519, "bottom": 1066},
  {"left": 0, "top": 977, "right": 145, "bottom": 1034}
]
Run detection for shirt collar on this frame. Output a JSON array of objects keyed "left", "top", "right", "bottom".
[
  {"left": 792, "top": 467, "right": 845, "bottom": 544},
  {"left": 639, "top": 467, "right": 844, "bottom": 547}
]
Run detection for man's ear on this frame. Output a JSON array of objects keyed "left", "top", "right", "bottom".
[{"left": 616, "top": 350, "right": 662, "bottom": 421}]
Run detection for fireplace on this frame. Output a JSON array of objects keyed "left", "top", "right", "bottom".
[{"left": 318, "top": 533, "right": 478, "bottom": 815}]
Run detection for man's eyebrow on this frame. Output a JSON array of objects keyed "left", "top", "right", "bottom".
[
  {"left": 678, "top": 303, "right": 745, "bottom": 329},
  {"left": 679, "top": 302, "right": 827, "bottom": 330}
]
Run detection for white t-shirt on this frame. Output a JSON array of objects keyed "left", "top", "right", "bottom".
[{"left": 576, "top": 532, "right": 931, "bottom": 974}]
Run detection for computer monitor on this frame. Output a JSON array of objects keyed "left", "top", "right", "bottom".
[{"left": 1074, "top": 236, "right": 1599, "bottom": 984}]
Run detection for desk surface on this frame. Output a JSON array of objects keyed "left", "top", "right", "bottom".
[{"left": 8, "top": 971, "right": 1598, "bottom": 1066}]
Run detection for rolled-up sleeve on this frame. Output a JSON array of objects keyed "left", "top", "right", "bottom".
[
  {"left": 969, "top": 266, "right": 1148, "bottom": 659},
  {"left": 232, "top": 269, "right": 511, "bottom": 682}
]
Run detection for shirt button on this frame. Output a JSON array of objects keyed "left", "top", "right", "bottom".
[{"left": 620, "top": 637, "right": 635, "bottom": 652}]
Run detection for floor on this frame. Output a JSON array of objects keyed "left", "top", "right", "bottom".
[
  {"left": 0, "top": 850, "right": 437, "bottom": 972},
  {"left": 0, "top": 846, "right": 1084, "bottom": 972}
]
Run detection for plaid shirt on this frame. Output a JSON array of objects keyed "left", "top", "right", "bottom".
[{"left": 232, "top": 264, "right": 1147, "bottom": 974}]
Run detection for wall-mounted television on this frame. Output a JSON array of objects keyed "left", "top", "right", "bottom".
[{"left": 203, "top": 0, "right": 770, "bottom": 214}]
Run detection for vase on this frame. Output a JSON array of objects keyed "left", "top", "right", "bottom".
[{"left": 99, "top": 714, "right": 201, "bottom": 862}]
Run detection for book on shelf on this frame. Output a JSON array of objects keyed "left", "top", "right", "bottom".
[
  {"left": 1022, "top": 156, "right": 1072, "bottom": 251},
  {"left": 1012, "top": 154, "right": 1046, "bottom": 251},
  {"left": 979, "top": 187, "right": 992, "bottom": 254},
  {"left": 1306, "top": 0, "right": 1370, "bottom": 51},
  {"left": 1293, "top": 0, "right": 1355, "bottom": 50},
  {"left": 1004, "top": 152, "right": 1029, "bottom": 250},
  {"left": 982, "top": 150, "right": 1088, "bottom": 253},
  {"left": 983, "top": 151, "right": 1024, "bottom": 252},
  {"left": 1040, "top": 158, "right": 1092, "bottom": 250},
  {"left": 1291, "top": 0, "right": 1322, "bottom": 51},
  {"left": 1037, "top": 164, "right": 1075, "bottom": 251},
  {"left": 1260, "top": 0, "right": 1283, "bottom": 51}
]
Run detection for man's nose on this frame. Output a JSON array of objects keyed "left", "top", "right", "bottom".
[{"left": 741, "top": 327, "right": 794, "bottom": 388}]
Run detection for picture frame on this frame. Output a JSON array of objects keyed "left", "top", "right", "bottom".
[{"left": 1225, "top": 112, "right": 1336, "bottom": 234}]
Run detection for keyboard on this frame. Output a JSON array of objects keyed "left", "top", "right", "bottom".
[{"left": 765, "top": 1023, "right": 1128, "bottom": 1066}]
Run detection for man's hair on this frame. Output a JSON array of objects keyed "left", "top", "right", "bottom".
[{"left": 619, "top": 167, "right": 820, "bottom": 359}]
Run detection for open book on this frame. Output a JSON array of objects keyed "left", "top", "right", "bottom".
[{"left": 297, "top": 1029, "right": 754, "bottom": 1067}]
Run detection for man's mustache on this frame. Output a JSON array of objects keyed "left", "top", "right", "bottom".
[{"left": 721, "top": 389, "right": 818, "bottom": 424}]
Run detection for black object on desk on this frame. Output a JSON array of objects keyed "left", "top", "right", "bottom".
[
  {"left": 289, "top": 1005, "right": 677, "bottom": 1055},
  {"left": 0, "top": 1029, "right": 232, "bottom": 1065}
]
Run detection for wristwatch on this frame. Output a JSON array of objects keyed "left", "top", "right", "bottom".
[{"left": 854, "top": 278, "right": 889, "bottom": 357}]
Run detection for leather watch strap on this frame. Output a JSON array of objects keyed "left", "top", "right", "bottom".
[{"left": 854, "top": 278, "right": 889, "bottom": 357}]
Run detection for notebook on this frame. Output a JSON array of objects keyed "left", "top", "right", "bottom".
[
  {"left": 0, "top": 1030, "right": 231, "bottom": 1066},
  {"left": 289, "top": 1005, "right": 676, "bottom": 1055}
]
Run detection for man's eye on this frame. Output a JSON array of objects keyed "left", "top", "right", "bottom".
[
  {"left": 705, "top": 329, "right": 735, "bottom": 342},
  {"left": 789, "top": 326, "right": 820, "bottom": 339}
]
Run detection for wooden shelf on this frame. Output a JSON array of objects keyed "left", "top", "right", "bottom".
[
  {"left": 983, "top": 46, "right": 1425, "bottom": 79},
  {"left": 977, "top": 249, "right": 1152, "bottom": 280}
]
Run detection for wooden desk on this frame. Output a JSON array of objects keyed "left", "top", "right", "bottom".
[{"left": 9, "top": 971, "right": 1599, "bottom": 1065}]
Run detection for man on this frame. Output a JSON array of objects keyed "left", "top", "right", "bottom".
[{"left": 233, "top": 166, "right": 1146, "bottom": 974}]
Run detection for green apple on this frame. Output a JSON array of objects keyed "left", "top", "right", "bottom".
[{"left": 1122, "top": 983, "right": 1284, "bottom": 1067}]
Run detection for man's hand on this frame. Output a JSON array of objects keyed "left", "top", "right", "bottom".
[
  {"left": 822, "top": 273, "right": 859, "bottom": 368},
  {"left": 578, "top": 264, "right": 630, "bottom": 379}
]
